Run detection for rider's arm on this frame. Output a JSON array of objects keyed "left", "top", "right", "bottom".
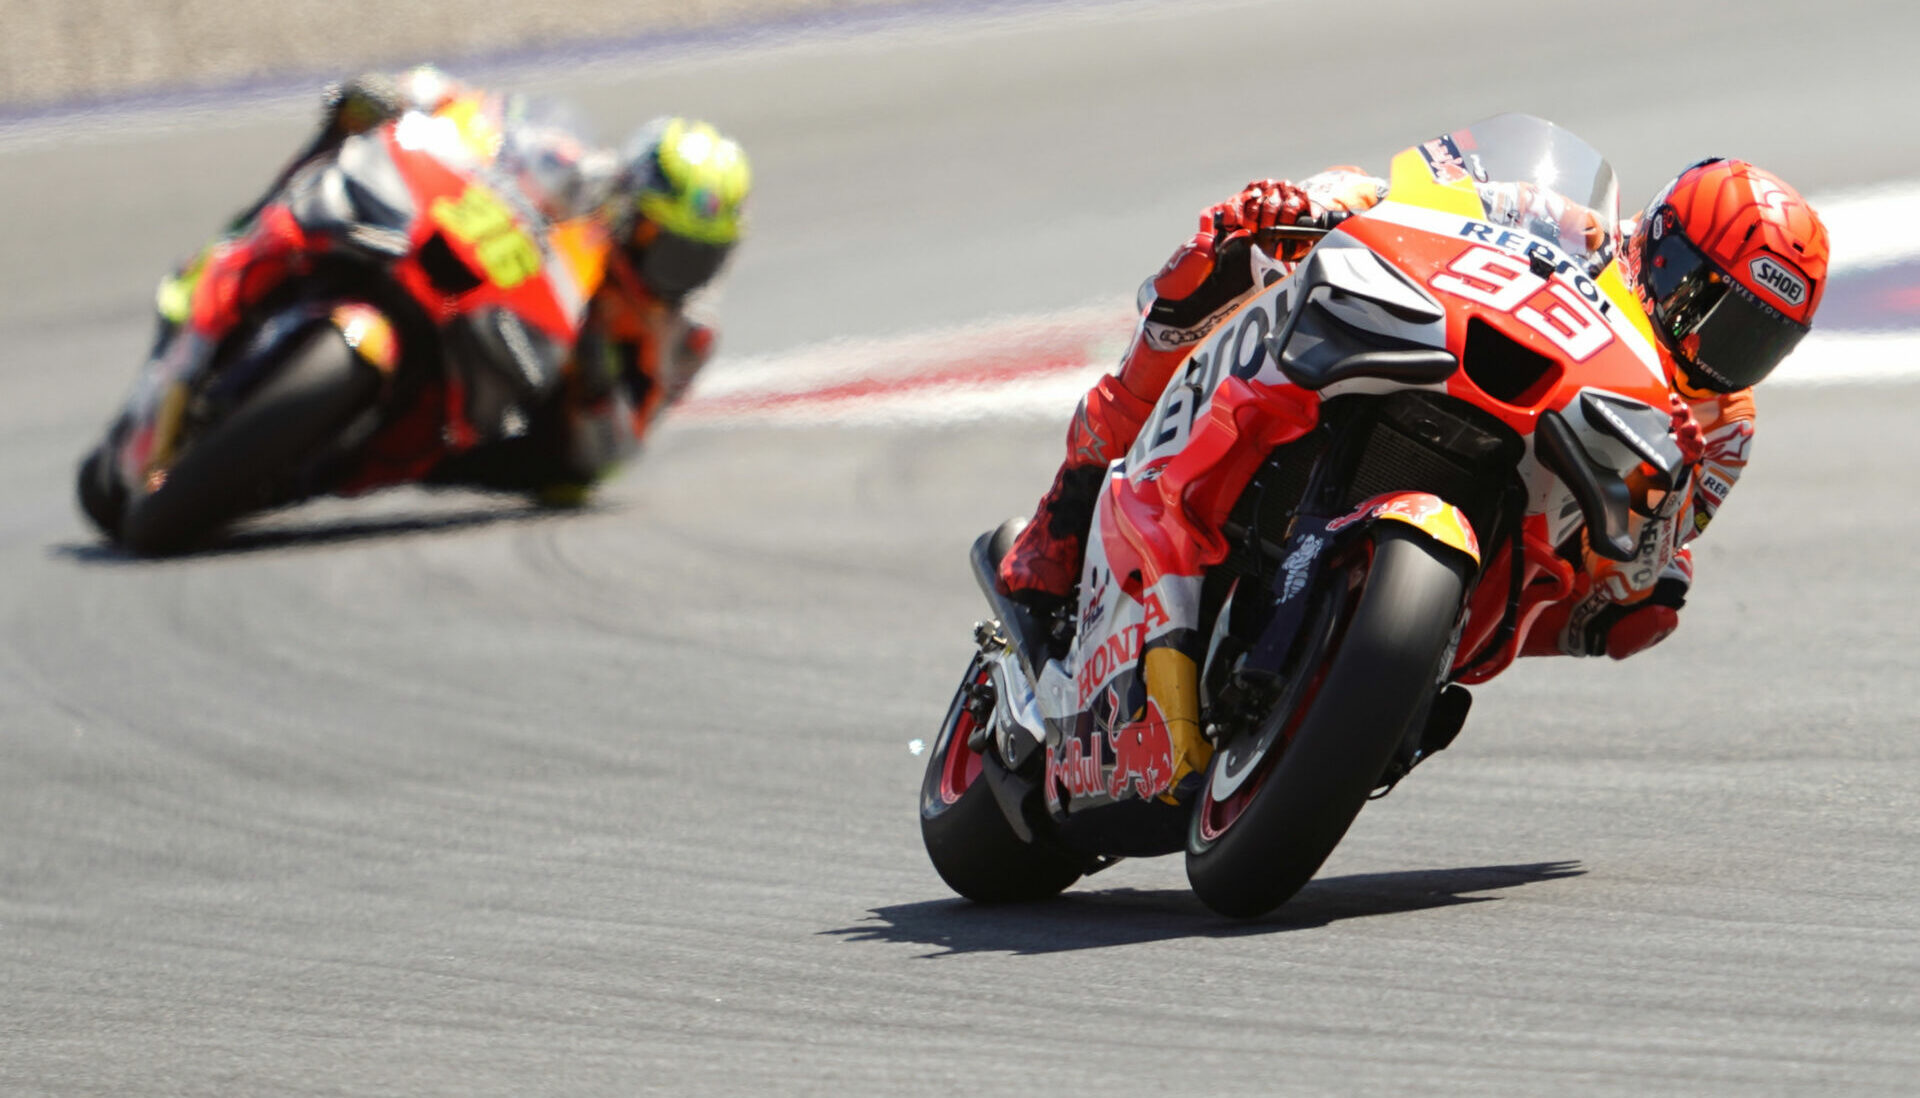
[
  {"left": 1536, "top": 391, "right": 1754, "bottom": 659},
  {"left": 546, "top": 279, "right": 718, "bottom": 487},
  {"left": 1674, "top": 388, "right": 1756, "bottom": 543},
  {"left": 1137, "top": 169, "right": 1385, "bottom": 355},
  {"left": 547, "top": 326, "right": 641, "bottom": 490}
]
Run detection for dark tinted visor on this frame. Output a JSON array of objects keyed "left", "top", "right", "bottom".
[
  {"left": 631, "top": 232, "right": 731, "bottom": 303},
  {"left": 1644, "top": 229, "right": 1808, "bottom": 392}
]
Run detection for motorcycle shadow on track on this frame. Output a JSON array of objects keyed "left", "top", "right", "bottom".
[
  {"left": 829, "top": 861, "right": 1584, "bottom": 957},
  {"left": 52, "top": 497, "right": 596, "bottom": 564}
]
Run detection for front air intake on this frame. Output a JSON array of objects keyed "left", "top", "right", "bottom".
[
  {"left": 1461, "top": 317, "right": 1562, "bottom": 406},
  {"left": 418, "top": 234, "right": 484, "bottom": 297}
]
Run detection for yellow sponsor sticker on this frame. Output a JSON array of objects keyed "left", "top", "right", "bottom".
[{"left": 429, "top": 184, "right": 543, "bottom": 291}]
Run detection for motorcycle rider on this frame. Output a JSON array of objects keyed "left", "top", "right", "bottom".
[
  {"left": 148, "top": 67, "right": 750, "bottom": 506},
  {"left": 997, "top": 156, "right": 1830, "bottom": 661}
]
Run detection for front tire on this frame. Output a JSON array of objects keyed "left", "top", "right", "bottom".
[
  {"left": 118, "top": 326, "right": 379, "bottom": 556},
  {"left": 1185, "top": 525, "right": 1469, "bottom": 918},
  {"left": 76, "top": 445, "right": 127, "bottom": 540},
  {"left": 919, "top": 656, "right": 1082, "bottom": 903}
]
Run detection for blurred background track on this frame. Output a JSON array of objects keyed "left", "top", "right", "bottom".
[
  {"left": 0, "top": 0, "right": 938, "bottom": 108},
  {"left": 1, "top": 2, "right": 1916, "bottom": 1094}
]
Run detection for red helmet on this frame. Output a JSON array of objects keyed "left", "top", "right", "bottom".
[{"left": 1632, "top": 158, "right": 1829, "bottom": 394}]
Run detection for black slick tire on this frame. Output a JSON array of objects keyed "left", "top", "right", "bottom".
[
  {"left": 117, "top": 326, "right": 379, "bottom": 556},
  {"left": 920, "top": 656, "right": 1082, "bottom": 903},
  {"left": 1184, "top": 525, "right": 1469, "bottom": 919}
]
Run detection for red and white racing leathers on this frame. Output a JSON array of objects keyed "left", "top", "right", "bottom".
[{"left": 1000, "top": 169, "right": 1754, "bottom": 661}]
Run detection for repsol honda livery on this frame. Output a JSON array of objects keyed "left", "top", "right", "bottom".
[{"left": 920, "top": 115, "right": 1694, "bottom": 918}]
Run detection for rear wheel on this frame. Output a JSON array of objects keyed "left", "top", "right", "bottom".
[
  {"left": 919, "top": 656, "right": 1082, "bottom": 903},
  {"left": 1185, "top": 525, "right": 1469, "bottom": 918},
  {"left": 118, "top": 326, "right": 380, "bottom": 556}
]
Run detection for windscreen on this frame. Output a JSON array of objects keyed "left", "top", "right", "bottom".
[
  {"left": 1428, "top": 114, "right": 1621, "bottom": 275},
  {"left": 495, "top": 94, "right": 610, "bottom": 222}
]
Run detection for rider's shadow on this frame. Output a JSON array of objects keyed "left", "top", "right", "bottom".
[{"left": 826, "top": 861, "right": 1585, "bottom": 957}]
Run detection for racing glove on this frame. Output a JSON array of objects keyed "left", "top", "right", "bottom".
[
  {"left": 1301, "top": 166, "right": 1387, "bottom": 221},
  {"left": 1523, "top": 550, "right": 1693, "bottom": 659},
  {"left": 1138, "top": 179, "right": 1312, "bottom": 351}
]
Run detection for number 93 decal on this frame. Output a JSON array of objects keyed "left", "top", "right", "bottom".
[{"left": 1429, "top": 245, "right": 1614, "bottom": 362}]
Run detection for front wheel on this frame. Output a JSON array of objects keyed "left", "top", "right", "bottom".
[
  {"left": 919, "top": 655, "right": 1083, "bottom": 903},
  {"left": 117, "top": 325, "right": 380, "bottom": 556},
  {"left": 1185, "top": 525, "right": 1469, "bottom": 918},
  {"left": 76, "top": 444, "right": 127, "bottom": 540}
]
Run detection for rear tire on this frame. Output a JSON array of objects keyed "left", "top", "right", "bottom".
[
  {"left": 920, "top": 656, "right": 1083, "bottom": 903},
  {"left": 1185, "top": 525, "right": 1468, "bottom": 918},
  {"left": 118, "top": 326, "right": 379, "bottom": 556}
]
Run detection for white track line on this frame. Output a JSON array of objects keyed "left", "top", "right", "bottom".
[{"left": 1814, "top": 181, "right": 1920, "bottom": 274}]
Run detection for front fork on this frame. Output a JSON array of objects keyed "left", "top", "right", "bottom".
[{"left": 1237, "top": 490, "right": 1481, "bottom": 686}]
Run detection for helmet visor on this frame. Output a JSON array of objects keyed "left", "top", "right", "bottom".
[
  {"left": 1644, "top": 228, "right": 1809, "bottom": 391},
  {"left": 631, "top": 230, "right": 731, "bottom": 303}
]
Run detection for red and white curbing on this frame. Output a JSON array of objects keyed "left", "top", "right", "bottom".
[{"left": 674, "top": 303, "right": 1133, "bottom": 427}]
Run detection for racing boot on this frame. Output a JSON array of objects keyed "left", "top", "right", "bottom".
[{"left": 998, "top": 373, "right": 1158, "bottom": 607}]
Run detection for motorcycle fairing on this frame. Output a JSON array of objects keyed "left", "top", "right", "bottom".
[
  {"left": 373, "top": 123, "right": 600, "bottom": 342},
  {"left": 1351, "top": 199, "right": 1665, "bottom": 400},
  {"left": 1044, "top": 226, "right": 1471, "bottom": 811},
  {"left": 1041, "top": 531, "right": 1208, "bottom": 812}
]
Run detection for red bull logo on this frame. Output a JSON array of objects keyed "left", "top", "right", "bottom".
[
  {"left": 1045, "top": 699, "right": 1180, "bottom": 809},
  {"left": 1108, "top": 699, "right": 1175, "bottom": 801},
  {"left": 1044, "top": 731, "right": 1105, "bottom": 811},
  {"left": 1326, "top": 491, "right": 1480, "bottom": 564}
]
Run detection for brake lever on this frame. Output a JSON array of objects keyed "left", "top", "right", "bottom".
[{"left": 1252, "top": 211, "right": 1342, "bottom": 255}]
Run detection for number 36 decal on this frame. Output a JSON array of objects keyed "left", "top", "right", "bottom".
[
  {"left": 1430, "top": 246, "right": 1613, "bottom": 362},
  {"left": 429, "top": 184, "right": 544, "bottom": 291}
]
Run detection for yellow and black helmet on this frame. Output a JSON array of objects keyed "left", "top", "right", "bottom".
[{"left": 614, "top": 117, "right": 751, "bottom": 302}]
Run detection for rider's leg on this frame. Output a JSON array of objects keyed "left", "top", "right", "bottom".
[{"left": 996, "top": 340, "right": 1185, "bottom": 604}]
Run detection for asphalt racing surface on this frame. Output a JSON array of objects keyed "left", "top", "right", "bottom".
[{"left": 3, "top": 2, "right": 1918, "bottom": 1093}]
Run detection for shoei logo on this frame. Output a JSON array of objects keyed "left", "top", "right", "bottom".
[{"left": 1750, "top": 255, "right": 1808, "bottom": 306}]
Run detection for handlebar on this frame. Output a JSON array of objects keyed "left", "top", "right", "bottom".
[{"left": 1251, "top": 209, "right": 1349, "bottom": 254}]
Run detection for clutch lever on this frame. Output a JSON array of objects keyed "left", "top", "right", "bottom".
[{"left": 1252, "top": 210, "right": 1345, "bottom": 256}]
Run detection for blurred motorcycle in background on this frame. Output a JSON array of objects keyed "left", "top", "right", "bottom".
[{"left": 77, "top": 89, "right": 611, "bottom": 554}]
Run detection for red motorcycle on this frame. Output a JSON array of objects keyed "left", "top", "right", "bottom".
[
  {"left": 921, "top": 115, "right": 1692, "bottom": 918},
  {"left": 77, "top": 93, "right": 610, "bottom": 554}
]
